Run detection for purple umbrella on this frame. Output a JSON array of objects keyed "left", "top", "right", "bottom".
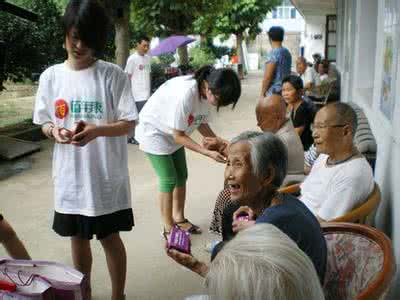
[{"left": 150, "top": 35, "right": 196, "bottom": 56}]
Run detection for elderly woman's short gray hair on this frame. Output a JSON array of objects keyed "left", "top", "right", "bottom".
[
  {"left": 206, "top": 224, "right": 325, "bottom": 300},
  {"left": 230, "top": 131, "right": 288, "bottom": 188}
]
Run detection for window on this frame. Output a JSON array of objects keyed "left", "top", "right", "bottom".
[
  {"left": 290, "top": 8, "right": 296, "bottom": 19},
  {"left": 272, "top": 8, "right": 277, "bottom": 19},
  {"left": 325, "top": 15, "right": 337, "bottom": 62}
]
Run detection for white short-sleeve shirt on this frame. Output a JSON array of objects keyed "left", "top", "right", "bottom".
[
  {"left": 135, "top": 76, "right": 210, "bottom": 155},
  {"left": 300, "top": 154, "right": 374, "bottom": 220},
  {"left": 124, "top": 53, "right": 151, "bottom": 102},
  {"left": 33, "top": 60, "right": 138, "bottom": 216}
]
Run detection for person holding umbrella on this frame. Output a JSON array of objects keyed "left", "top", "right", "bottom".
[{"left": 135, "top": 65, "right": 241, "bottom": 238}]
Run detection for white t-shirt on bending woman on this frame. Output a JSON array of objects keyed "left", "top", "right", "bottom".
[
  {"left": 135, "top": 75, "right": 210, "bottom": 155},
  {"left": 300, "top": 154, "right": 374, "bottom": 221},
  {"left": 33, "top": 60, "right": 138, "bottom": 217}
]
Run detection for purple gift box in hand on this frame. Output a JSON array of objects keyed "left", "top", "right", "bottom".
[{"left": 167, "top": 225, "right": 191, "bottom": 254}]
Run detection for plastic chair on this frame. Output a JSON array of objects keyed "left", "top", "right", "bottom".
[{"left": 322, "top": 222, "right": 395, "bottom": 300}]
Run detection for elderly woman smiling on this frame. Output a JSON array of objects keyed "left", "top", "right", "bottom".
[{"left": 167, "top": 131, "right": 327, "bottom": 284}]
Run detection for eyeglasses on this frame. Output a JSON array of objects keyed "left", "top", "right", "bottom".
[{"left": 311, "top": 123, "right": 348, "bottom": 132}]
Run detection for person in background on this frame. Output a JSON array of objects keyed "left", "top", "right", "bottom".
[
  {"left": 259, "top": 26, "right": 292, "bottom": 97},
  {"left": 282, "top": 75, "right": 314, "bottom": 150},
  {"left": 312, "top": 53, "right": 322, "bottom": 73},
  {"left": 318, "top": 59, "right": 330, "bottom": 82},
  {"left": 296, "top": 56, "right": 320, "bottom": 93},
  {"left": 0, "top": 215, "right": 31, "bottom": 259},
  {"left": 125, "top": 35, "right": 151, "bottom": 145},
  {"left": 170, "top": 224, "right": 325, "bottom": 300},
  {"left": 33, "top": 1, "right": 137, "bottom": 299}
]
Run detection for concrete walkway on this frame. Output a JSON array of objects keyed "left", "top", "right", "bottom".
[{"left": 0, "top": 71, "right": 262, "bottom": 300}]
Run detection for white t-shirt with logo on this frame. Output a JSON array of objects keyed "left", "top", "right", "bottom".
[
  {"left": 33, "top": 60, "right": 138, "bottom": 217},
  {"left": 135, "top": 76, "right": 210, "bottom": 155},
  {"left": 125, "top": 53, "right": 151, "bottom": 102},
  {"left": 300, "top": 154, "right": 374, "bottom": 220}
]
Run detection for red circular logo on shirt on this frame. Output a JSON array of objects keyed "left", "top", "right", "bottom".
[
  {"left": 188, "top": 114, "right": 194, "bottom": 126},
  {"left": 139, "top": 64, "right": 144, "bottom": 70},
  {"left": 55, "top": 99, "right": 69, "bottom": 119}
]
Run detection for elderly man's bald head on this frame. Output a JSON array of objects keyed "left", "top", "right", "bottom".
[{"left": 256, "top": 94, "right": 287, "bottom": 133}]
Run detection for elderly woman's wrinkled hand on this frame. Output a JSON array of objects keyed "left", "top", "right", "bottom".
[
  {"left": 233, "top": 206, "right": 256, "bottom": 220},
  {"left": 232, "top": 206, "right": 256, "bottom": 233},
  {"left": 166, "top": 246, "right": 209, "bottom": 277}
]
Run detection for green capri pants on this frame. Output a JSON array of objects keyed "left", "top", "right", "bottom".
[{"left": 146, "top": 147, "right": 188, "bottom": 192}]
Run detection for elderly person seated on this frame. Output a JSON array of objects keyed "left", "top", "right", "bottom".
[
  {"left": 200, "top": 132, "right": 326, "bottom": 283},
  {"left": 282, "top": 75, "right": 315, "bottom": 150},
  {"left": 169, "top": 224, "right": 325, "bottom": 300},
  {"left": 299, "top": 102, "right": 374, "bottom": 221},
  {"left": 207, "top": 94, "right": 304, "bottom": 234},
  {"left": 296, "top": 56, "right": 320, "bottom": 92},
  {"left": 318, "top": 59, "right": 330, "bottom": 82}
]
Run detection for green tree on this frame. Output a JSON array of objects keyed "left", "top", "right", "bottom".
[
  {"left": 131, "top": 0, "right": 228, "bottom": 64},
  {"left": 215, "top": 0, "right": 280, "bottom": 78},
  {"left": 0, "top": 0, "right": 65, "bottom": 88}
]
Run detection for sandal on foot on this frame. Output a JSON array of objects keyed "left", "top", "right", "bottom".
[
  {"left": 175, "top": 219, "right": 202, "bottom": 234},
  {"left": 160, "top": 227, "right": 171, "bottom": 240}
]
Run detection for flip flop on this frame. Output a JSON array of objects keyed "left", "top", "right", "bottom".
[{"left": 175, "top": 218, "right": 202, "bottom": 234}]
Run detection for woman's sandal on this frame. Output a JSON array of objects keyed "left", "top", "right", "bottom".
[
  {"left": 161, "top": 227, "right": 171, "bottom": 240},
  {"left": 175, "top": 218, "right": 202, "bottom": 234}
]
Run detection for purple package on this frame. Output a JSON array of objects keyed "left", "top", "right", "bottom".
[
  {"left": 167, "top": 225, "right": 191, "bottom": 254},
  {"left": 236, "top": 215, "right": 250, "bottom": 222}
]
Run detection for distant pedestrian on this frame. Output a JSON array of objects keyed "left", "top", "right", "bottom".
[
  {"left": 125, "top": 35, "right": 151, "bottom": 145},
  {"left": 33, "top": 1, "right": 137, "bottom": 299},
  {"left": 260, "top": 26, "right": 292, "bottom": 98}
]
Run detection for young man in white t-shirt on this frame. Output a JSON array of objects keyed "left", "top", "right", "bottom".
[
  {"left": 125, "top": 35, "right": 151, "bottom": 144},
  {"left": 299, "top": 103, "right": 374, "bottom": 221}
]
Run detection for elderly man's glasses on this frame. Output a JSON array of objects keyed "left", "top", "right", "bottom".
[{"left": 311, "top": 123, "right": 348, "bottom": 131}]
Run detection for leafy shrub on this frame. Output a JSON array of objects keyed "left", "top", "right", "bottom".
[
  {"left": 189, "top": 46, "right": 216, "bottom": 70},
  {"left": 158, "top": 53, "right": 175, "bottom": 65}
]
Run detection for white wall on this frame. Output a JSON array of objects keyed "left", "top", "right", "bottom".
[
  {"left": 302, "top": 15, "right": 326, "bottom": 62},
  {"left": 337, "top": 0, "right": 400, "bottom": 297},
  {"left": 261, "top": 17, "right": 305, "bottom": 33}
]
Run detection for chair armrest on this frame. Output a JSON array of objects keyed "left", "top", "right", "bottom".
[{"left": 278, "top": 183, "right": 301, "bottom": 194}]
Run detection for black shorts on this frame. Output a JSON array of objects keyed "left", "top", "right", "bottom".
[{"left": 53, "top": 208, "right": 134, "bottom": 240}]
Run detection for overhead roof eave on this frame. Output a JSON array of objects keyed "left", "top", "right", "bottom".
[
  {"left": 291, "top": 0, "right": 336, "bottom": 18},
  {"left": 0, "top": 0, "right": 38, "bottom": 22}
]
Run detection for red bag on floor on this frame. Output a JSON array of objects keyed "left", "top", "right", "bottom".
[
  {"left": 0, "top": 269, "right": 54, "bottom": 299},
  {"left": 0, "top": 260, "right": 86, "bottom": 300}
]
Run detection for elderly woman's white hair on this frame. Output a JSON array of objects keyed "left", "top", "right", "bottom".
[{"left": 205, "top": 224, "right": 325, "bottom": 300}]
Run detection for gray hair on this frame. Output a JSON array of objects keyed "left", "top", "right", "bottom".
[
  {"left": 230, "top": 131, "right": 288, "bottom": 189},
  {"left": 325, "top": 102, "right": 358, "bottom": 138},
  {"left": 206, "top": 224, "right": 325, "bottom": 300}
]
